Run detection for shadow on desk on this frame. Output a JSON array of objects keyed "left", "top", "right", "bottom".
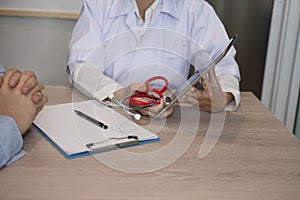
[
  {"left": 144, "top": 106, "right": 246, "bottom": 146},
  {"left": 195, "top": 111, "right": 245, "bottom": 144},
  {"left": 22, "top": 127, "right": 40, "bottom": 152},
  {"left": 219, "top": 113, "right": 245, "bottom": 144}
]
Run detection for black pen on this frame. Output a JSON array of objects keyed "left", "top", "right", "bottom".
[{"left": 74, "top": 110, "right": 108, "bottom": 129}]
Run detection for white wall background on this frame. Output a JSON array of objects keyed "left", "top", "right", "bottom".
[
  {"left": 0, "top": 0, "right": 82, "bottom": 85},
  {"left": 0, "top": 17, "right": 76, "bottom": 85},
  {"left": 0, "top": 0, "right": 82, "bottom": 12}
]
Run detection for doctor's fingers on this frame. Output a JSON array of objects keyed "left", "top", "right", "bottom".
[
  {"left": 137, "top": 85, "right": 154, "bottom": 93},
  {"left": 200, "top": 76, "right": 210, "bottom": 94},
  {"left": 138, "top": 98, "right": 165, "bottom": 118},
  {"left": 179, "top": 94, "right": 199, "bottom": 107},
  {"left": 190, "top": 87, "right": 207, "bottom": 102},
  {"left": 148, "top": 103, "right": 164, "bottom": 117},
  {"left": 127, "top": 82, "right": 150, "bottom": 93},
  {"left": 137, "top": 98, "right": 164, "bottom": 117},
  {"left": 149, "top": 102, "right": 175, "bottom": 119}
]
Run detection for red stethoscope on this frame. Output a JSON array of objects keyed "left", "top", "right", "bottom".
[
  {"left": 129, "top": 76, "right": 169, "bottom": 107},
  {"left": 106, "top": 76, "right": 170, "bottom": 120}
]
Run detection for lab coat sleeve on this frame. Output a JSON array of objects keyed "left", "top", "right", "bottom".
[
  {"left": 217, "top": 73, "right": 240, "bottom": 111},
  {"left": 69, "top": 62, "right": 123, "bottom": 101},
  {"left": 191, "top": 2, "right": 241, "bottom": 110},
  {"left": 67, "top": 0, "right": 123, "bottom": 101},
  {"left": 67, "top": 0, "right": 103, "bottom": 65},
  {"left": 191, "top": 2, "right": 241, "bottom": 80},
  {"left": 0, "top": 115, "right": 26, "bottom": 168}
]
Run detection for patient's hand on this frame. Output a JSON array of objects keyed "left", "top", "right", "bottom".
[
  {"left": 0, "top": 68, "right": 44, "bottom": 105},
  {"left": 0, "top": 69, "right": 48, "bottom": 134}
]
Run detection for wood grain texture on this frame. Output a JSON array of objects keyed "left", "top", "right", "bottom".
[
  {"left": 0, "top": 86, "right": 299, "bottom": 200},
  {"left": 0, "top": 9, "right": 79, "bottom": 19}
]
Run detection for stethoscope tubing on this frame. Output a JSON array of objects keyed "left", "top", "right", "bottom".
[
  {"left": 112, "top": 92, "right": 154, "bottom": 111},
  {"left": 129, "top": 76, "right": 168, "bottom": 107},
  {"left": 102, "top": 76, "right": 169, "bottom": 120}
]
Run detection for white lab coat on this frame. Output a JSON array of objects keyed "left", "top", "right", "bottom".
[{"left": 67, "top": 0, "right": 241, "bottom": 111}]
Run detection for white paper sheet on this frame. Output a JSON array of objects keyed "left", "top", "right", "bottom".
[{"left": 33, "top": 100, "right": 158, "bottom": 155}]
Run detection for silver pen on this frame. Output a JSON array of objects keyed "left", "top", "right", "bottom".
[{"left": 74, "top": 110, "right": 108, "bottom": 129}]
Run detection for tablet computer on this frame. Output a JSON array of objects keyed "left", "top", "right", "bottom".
[{"left": 155, "top": 35, "right": 238, "bottom": 118}]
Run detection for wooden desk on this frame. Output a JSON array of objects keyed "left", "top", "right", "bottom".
[{"left": 1, "top": 86, "right": 299, "bottom": 200}]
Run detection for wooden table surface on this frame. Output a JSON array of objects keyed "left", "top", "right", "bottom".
[{"left": 0, "top": 85, "right": 299, "bottom": 200}]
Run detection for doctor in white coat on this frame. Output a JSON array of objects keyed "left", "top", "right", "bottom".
[{"left": 67, "top": 0, "right": 241, "bottom": 117}]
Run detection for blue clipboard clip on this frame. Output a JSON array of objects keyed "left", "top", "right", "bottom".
[{"left": 86, "top": 136, "right": 139, "bottom": 153}]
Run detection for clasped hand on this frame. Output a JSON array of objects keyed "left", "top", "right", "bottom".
[{"left": 0, "top": 68, "right": 48, "bottom": 134}]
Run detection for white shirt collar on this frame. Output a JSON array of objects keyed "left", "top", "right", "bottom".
[
  {"left": 133, "top": 0, "right": 161, "bottom": 25},
  {"left": 110, "top": 0, "right": 180, "bottom": 20}
]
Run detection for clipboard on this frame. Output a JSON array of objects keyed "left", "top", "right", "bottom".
[
  {"left": 33, "top": 100, "right": 159, "bottom": 159},
  {"left": 156, "top": 35, "right": 238, "bottom": 118}
]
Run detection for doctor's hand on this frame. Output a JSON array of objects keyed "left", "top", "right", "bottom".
[
  {"left": 113, "top": 82, "right": 151, "bottom": 100},
  {"left": 136, "top": 88, "right": 176, "bottom": 119},
  {"left": 114, "top": 82, "right": 175, "bottom": 119},
  {"left": 180, "top": 68, "right": 233, "bottom": 112},
  {"left": 0, "top": 68, "right": 45, "bottom": 105}
]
